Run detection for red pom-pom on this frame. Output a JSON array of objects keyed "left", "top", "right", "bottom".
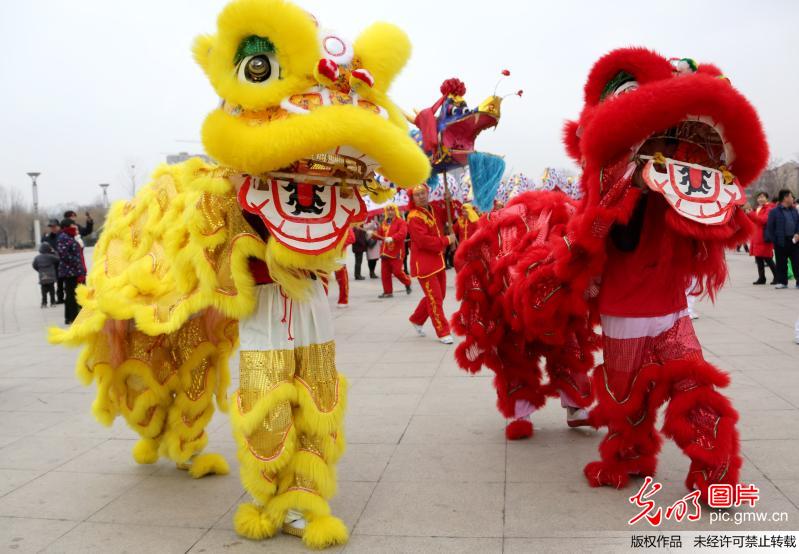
[
  {"left": 502, "top": 69, "right": 511, "bottom": 76},
  {"left": 517, "top": 90, "right": 524, "bottom": 97},
  {"left": 505, "top": 419, "right": 533, "bottom": 440},
  {"left": 440, "top": 78, "right": 466, "bottom": 98}
]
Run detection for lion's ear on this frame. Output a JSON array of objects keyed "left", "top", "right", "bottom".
[
  {"left": 563, "top": 120, "right": 581, "bottom": 163},
  {"left": 354, "top": 22, "right": 411, "bottom": 94},
  {"left": 192, "top": 34, "right": 214, "bottom": 76}
]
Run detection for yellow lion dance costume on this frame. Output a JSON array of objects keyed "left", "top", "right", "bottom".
[{"left": 49, "top": 0, "right": 428, "bottom": 548}]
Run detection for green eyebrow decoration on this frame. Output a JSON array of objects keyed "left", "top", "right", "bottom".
[
  {"left": 600, "top": 71, "right": 635, "bottom": 101},
  {"left": 234, "top": 35, "right": 276, "bottom": 65}
]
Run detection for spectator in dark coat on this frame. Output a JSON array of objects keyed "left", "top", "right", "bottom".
[
  {"left": 64, "top": 210, "right": 94, "bottom": 238},
  {"left": 56, "top": 218, "right": 87, "bottom": 324},
  {"left": 765, "top": 189, "right": 799, "bottom": 288},
  {"left": 352, "top": 227, "right": 368, "bottom": 280},
  {"left": 42, "top": 219, "right": 65, "bottom": 303},
  {"left": 32, "top": 243, "right": 59, "bottom": 307}
]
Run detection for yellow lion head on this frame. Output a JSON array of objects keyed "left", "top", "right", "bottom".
[{"left": 192, "top": 0, "right": 429, "bottom": 186}]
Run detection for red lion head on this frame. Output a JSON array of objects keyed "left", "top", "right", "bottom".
[{"left": 563, "top": 47, "right": 767, "bottom": 238}]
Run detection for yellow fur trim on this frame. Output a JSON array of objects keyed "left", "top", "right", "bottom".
[
  {"left": 264, "top": 239, "right": 342, "bottom": 300},
  {"left": 354, "top": 23, "right": 411, "bottom": 94},
  {"left": 267, "top": 489, "right": 330, "bottom": 521},
  {"left": 202, "top": 105, "right": 430, "bottom": 186},
  {"left": 234, "top": 502, "right": 278, "bottom": 540},
  {"left": 279, "top": 452, "right": 337, "bottom": 499},
  {"left": 294, "top": 374, "right": 347, "bottom": 437},
  {"left": 239, "top": 461, "right": 280, "bottom": 505},
  {"left": 231, "top": 385, "right": 297, "bottom": 436},
  {"left": 230, "top": 387, "right": 298, "bottom": 502},
  {"left": 189, "top": 453, "right": 230, "bottom": 478},
  {"left": 132, "top": 438, "right": 160, "bottom": 465},
  {"left": 302, "top": 515, "right": 349, "bottom": 549}
]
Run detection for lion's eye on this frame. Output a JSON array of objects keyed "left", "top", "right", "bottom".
[
  {"left": 613, "top": 80, "right": 638, "bottom": 96},
  {"left": 238, "top": 53, "right": 279, "bottom": 84}
]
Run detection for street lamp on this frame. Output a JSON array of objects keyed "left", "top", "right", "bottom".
[
  {"left": 99, "top": 183, "right": 110, "bottom": 209},
  {"left": 26, "top": 172, "right": 41, "bottom": 245}
]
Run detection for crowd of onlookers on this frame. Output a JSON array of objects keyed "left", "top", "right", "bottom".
[
  {"left": 743, "top": 188, "right": 799, "bottom": 289},
  {"left": 32, "top": 211, "right": 93, "bottom": 324}
]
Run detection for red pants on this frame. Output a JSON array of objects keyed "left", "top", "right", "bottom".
[
  {"left": 409, "top": 270, "right": 450, "bottom": 337},
  {"left": 334, "top": 266, "right": 348, "bottom": 305},
  {"left": 381, "top": 256, "right": 411, "bottom": 294},
  {"left": 585, "top": 315, "right": 741, "bottom": 500}
]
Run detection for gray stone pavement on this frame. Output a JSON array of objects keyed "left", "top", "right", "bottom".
[{"left": 0, "top": 249, "right": 797, "bottom": 553}]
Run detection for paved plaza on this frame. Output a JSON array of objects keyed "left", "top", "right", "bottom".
[{"left": 0, "top": 249, "right": 797, "bottom": 553}]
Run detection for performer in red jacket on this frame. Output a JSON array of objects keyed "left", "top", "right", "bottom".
[
  {"left": 371, "top": 204, "right": 412, "bottom": 298},
  {"left": 745, "top": 192, "right": 776, "bottom": 285},
  {"left": 407, "top": 184, "right": 456, "bottom": 344}
]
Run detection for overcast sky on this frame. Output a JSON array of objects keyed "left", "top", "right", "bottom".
[{"left": 1, "top": 0, "right": 797, "bottom": 209}]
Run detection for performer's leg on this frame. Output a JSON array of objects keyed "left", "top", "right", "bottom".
[
  {"left": 112, "top": 330, "right": 175, "bottom": 466},
  {"left": 161, "top": 315, "right": 230, "bottom": 478},
  {"left": 267, "top": 280, "right": 348, "bottom": 549},
  {"left": 584, "top": 320, "right": 670, "bottom": 489},
  {"left": 585, "top": 362, "right": 666, "bottom": 488},
  {"left": 409, "top": 278, "right": 430, "bottom": 327},
  {"left": 496, "top": 341, "right": 546, "bottom": 440},
  {"left": 391, "top": 258, "right": 412, "bottom": 290},
  {"left": 662, "top": 357, "right": 741, "bottom": 501},
  {"left": 380, "top": 258, "right": 393, "bottom": 295},
  {"left": 231, "top": 285, "right": 297, "bottom": 540},
  {"left": 426, "top": 271, "right": 451, "bottom": 338}
]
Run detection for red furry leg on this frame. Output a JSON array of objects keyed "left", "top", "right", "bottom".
[
  {"left": 584, "top": 364, "right": 667, "bottom": 489},
  {"left": 505, "top": 418, "right": 533, "bottom": 440},
  {"left": 662, "top": 360, "right": 741, "bottom": 502}
]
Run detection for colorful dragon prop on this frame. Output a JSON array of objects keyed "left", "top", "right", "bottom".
[
  {"left": 452, "top": 48, "right": 767, "bottom": 499},
  {"left": 49, "top": 0, "right": 428, "bottom": 548},
  {"left": 412, "top": 74, "right": 521, "bottom": 214}
]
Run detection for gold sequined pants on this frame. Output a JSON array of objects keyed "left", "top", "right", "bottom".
[{"left": 231, "top": 282, "right": 346, "bottom": 527}]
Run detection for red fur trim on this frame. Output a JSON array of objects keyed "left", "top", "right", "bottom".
[
  {"left": 505, "top": 419, "right": 533, "bottom": 440},
  {"left": 583, "top": 47, "right": 673, "bottom": 106},
  {"left": 562, "top": 120, "right": 581, "bottom": 163}
]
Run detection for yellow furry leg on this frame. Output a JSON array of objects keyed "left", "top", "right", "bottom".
[
  {"left": 303, "top": 515, "right": 349, "bottom": 550},
  {"left": 234, "top": 502, "right": 278, "bottom": 540},
  {"left": 231, "top": 348, "right": 298, "bottom": 539},
  {"left": 265, "top": 346, "right": 349, "bottom": 549},
  {"left": 188, "top": 453, "right": 230, "bottom": 478},
  {"left": 132, "top": 438, "right": 159, "bottom": 464}
]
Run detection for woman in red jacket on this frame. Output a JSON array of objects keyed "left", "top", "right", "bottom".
[
  {"left": 745, "top": 191, "right": 776, "bottom": 285},
  {"left": 371, "top": 204, "right": 412, "bottom": 298}
]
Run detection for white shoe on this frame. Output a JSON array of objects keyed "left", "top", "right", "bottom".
[
  {"left": 336, "top": 303, "right": 348, "bottom": 309},
  {"left": 283, "top": 509, "right": 306, "bottom": 537},
  {"left": 412, "top": 324, "right": 426, "bottom": 337},
  {"left": 439, "top": 335, "right": 454, "bottom": 345},
  {"left": 566, "top": 407, "right": 590, "bottom": 428},
  {"left": 689, "top": 313, "right": 699, "bottom": 320}
]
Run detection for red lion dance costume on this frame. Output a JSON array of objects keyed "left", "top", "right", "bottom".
[{"left": 453, "top": 48, "right": 767, "bottom": 499}]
